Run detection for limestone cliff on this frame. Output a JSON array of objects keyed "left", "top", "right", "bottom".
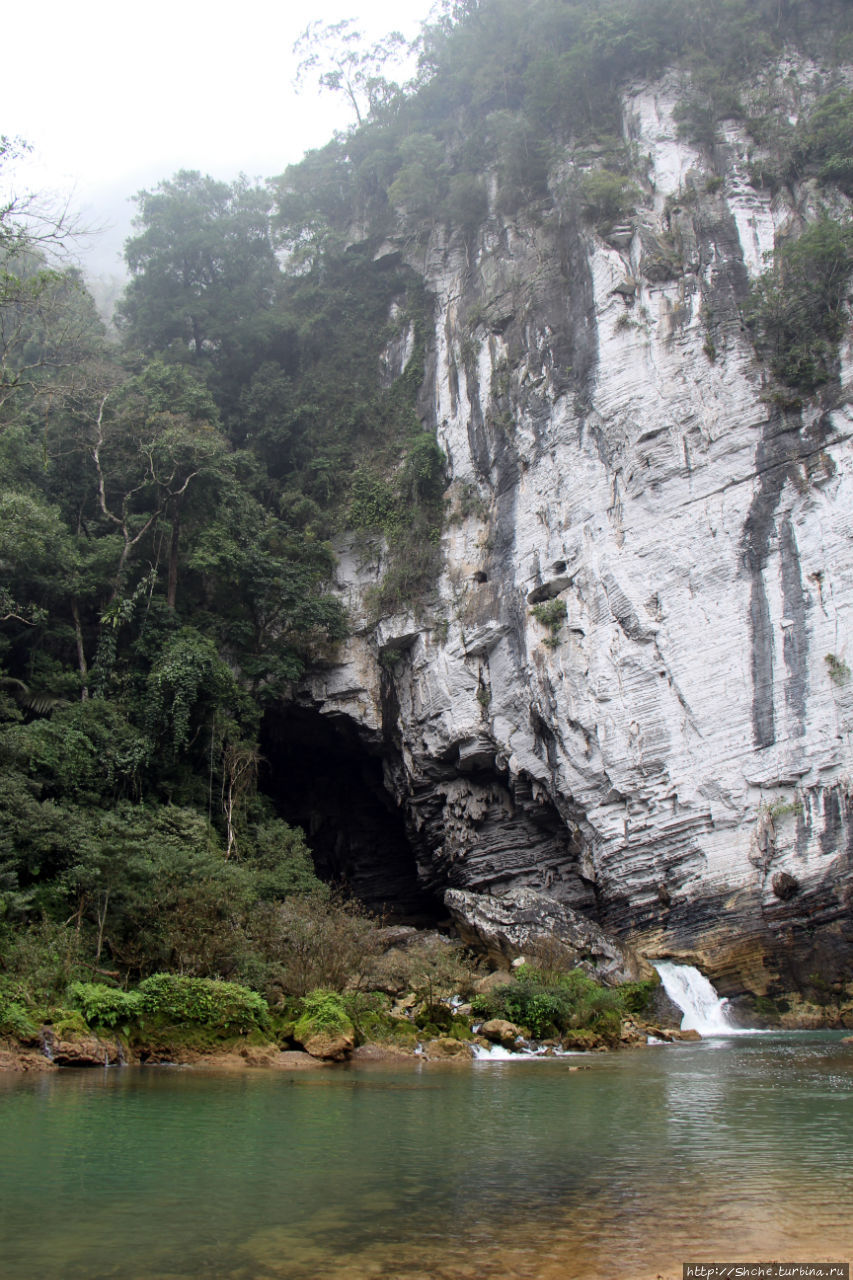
[{"left": 299, "top": 59, "right": 853, "bottom": 1002}]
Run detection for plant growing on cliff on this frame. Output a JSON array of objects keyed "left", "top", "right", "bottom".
[
  {"left": 761, "top": 796, "right": 803, "bottom": 822},
  {"left": 745, "top": 217, "right": 853, "bottom": 395},
  {"left": 530, "top": 597, "right": 568, "bottom": 648},
  {"left": 579, "top": 169, "right": 641, "bottom": 234},
  {"left": 825, "top": 653, "right": 851, "bottom": 685}
]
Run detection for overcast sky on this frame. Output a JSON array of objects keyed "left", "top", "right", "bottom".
[{"left": 3, "top": 0, "right": 434, "bottom": 274}]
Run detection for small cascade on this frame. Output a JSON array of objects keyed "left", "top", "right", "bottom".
[
  {"left": 654, "top": 962, "right": 739, "bottom": 1036},
  {"left": 470, "top": 1041, "right": 581, "bottom": 1061},
  {"left": 472, "top": 1042, "right": 523, "bottom": 1060}
]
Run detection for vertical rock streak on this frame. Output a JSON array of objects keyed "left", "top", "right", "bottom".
[{"left": 301, "top": 61, "right": 853, "bottom": 993}]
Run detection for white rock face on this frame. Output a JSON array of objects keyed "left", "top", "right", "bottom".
[{"left": 304, "top": 64, "right": 853, "bottom": 994}]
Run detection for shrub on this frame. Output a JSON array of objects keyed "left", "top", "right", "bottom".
[
  {"left": 136, "top": 974, "right": 268, "bottom": 1032},
  {"left": 579, "top": 169, "right": 640, "bottom": 233},
  {"left": 746, "top": 217, "right": 853, "bottom": 394},
  {"left": 341, "top": 990, "right": 395, "bottom": 1043},
  {"left": 795, "top": 88, "right": 853, "bottom": 194},
  {"left": 530, "top": 598, "right": 567, "bottom": 648},
  {"left": 69, "top": 982, "right": 142, "bottom": 1029},
  {"left": 0, "top": 993, "right": 37, "bottom": 1040},
  {"left": 472, "top": 967, "right": 626, "bottom": 1043},
  {"left": 250, "top": 891, "right": 382, "bottom": 999},
  {"left": 617, "top": 979, "right": 658, "bottom": 1017},
  {"left": 0, "top": 920, "right": 89, "bottom": 1003},
  {"left": 825, "top": 653, "right": 850, "bottom": 685},
  {"left": 293, "top": 989, "right": 353, "bottom": 1043}
]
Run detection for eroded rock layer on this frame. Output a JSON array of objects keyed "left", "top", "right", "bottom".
[{"left": 297, "top": 62, "right": 853, "bottom": 1001}]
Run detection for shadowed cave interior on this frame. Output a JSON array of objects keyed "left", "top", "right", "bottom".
[{"left": 259, "top": 706, "right": 442, "bottom": 923}]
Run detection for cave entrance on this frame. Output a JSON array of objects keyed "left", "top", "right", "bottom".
[{"left": 259, "top": 705, "right": 441, "bottom": 924}]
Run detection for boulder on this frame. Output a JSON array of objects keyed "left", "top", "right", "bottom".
[
  {"left": 300, "top": 1029, "right": 355, "bottom": 1062},
  {"left": 350, "top": 1043, "right": 416, "bottom": 1062},
  {"left": 423, "top": 1037, "right": 471, "bottom": 1060},
  {"left": 272, "top": 1050, "right": 331, "bottom": 1069},
  {"left": 445, "top": 886, "right": 652, "bottom": 985},
  {"left": 472, "top": 970, "right": 512, "bottom": 995},
  {"left": 560, "top": 1030, "right": 604, "bottom": 1051},
  {"left": 479, "top": 1019, "right": 521, "bottom": 1047}
]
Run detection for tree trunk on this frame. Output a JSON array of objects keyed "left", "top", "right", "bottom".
[
  {"left": 95, "top": 888, "right": 110, "bottom": 963},
  {"left": 71, "top": 599, "right": 89, "bottom": 700},
  {"left": 167, "top": 499, "right": 182, "bottom": 609}
]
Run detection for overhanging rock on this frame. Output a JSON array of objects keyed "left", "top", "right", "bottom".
[{"left": 445, "top": 886, "right": 653, "bottom": 985}]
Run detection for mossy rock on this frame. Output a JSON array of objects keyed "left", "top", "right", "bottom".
[
  {"left": 560, "top": 1029, "right": 604, "bottom": 1051},
  {"left": 48, "top": 1011, "right": 90, "bottom": 1039},
  {"left": 388, "top": 1021, "right": 420, "bottom": 1047},
  {"left": 298, "top": 1026, "right": 355, "bottom": 1061},
  {"left": 415, "top": 1002, "right": 453, "bottom": 1031},
  {"left": 292, "top": 991, "right": 355, "bottom": 1059},
  {"left": 424, "top": 1037, "right": 471, "bottom": 1060}
]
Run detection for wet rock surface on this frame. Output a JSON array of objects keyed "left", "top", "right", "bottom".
[
  {"left": 478, "top": 1019, "right": 521, "bottom": 1046},
  {"left": 40, "top": 1029, "right": 125, "bottom": 1068}
]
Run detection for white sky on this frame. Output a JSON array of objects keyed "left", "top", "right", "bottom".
[{"left": 3, "top": 0, "right": 434, "bottom": 274}]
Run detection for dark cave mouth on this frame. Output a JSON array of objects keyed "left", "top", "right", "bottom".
[{"left": 259, "top": 705, "right": 442, "bottom": 924}]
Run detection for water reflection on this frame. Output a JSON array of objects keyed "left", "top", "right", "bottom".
[{"left": 1, "top": 1036, "right": 851, "bottom": 1279}]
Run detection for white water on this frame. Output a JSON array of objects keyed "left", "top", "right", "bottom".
[
  {"left": 471, "top": 1042, "right": 584, "bottom": 1061},
  {"left": 472, "top": 1042, "right": 523, "bottom": 1060},
  {"left": 654, "top": 962, "right": 742, "bottom": 1036}
]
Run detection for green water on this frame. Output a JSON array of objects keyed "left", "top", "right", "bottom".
[{"left": 1, "top": 1035, "right": 851, "bottom": 1279}]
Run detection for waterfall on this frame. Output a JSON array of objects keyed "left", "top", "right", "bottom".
[{"left": 654, "top": 962, "right": 739, "bottom": 1036}]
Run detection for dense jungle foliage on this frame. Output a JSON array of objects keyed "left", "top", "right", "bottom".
[{"left": 2, "top": 0, "right": 853, "bottom": 1029}]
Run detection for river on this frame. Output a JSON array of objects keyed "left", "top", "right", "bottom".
[{"left": 1, "top": 1034, "right": 851, "bottom": 1278}]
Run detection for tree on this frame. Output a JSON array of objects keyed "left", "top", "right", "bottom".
[
  {"left": 186, "top": 494, "right": 348, "bottom": 694},
  {"left": 117, "top": 172, "right": 280, "bottom": 390},
  {"left": 68, "top": 360, "right": 230, "bottom": 610},
  {"left": 293, "top": 19, "right": 408, "bottom": 127},
  {"left": 0, "top": 488, "right": 76, "bottom": 627},
  {"left": 0, "top": 138, "right": 101, "bottom": 425},
  {"left": 747, "top": 217, "right": 853, "bottom": 392},
  {"left": 0, "top": 136, "right": 82, "bottom": 259},
  {"left": 386, "top": 132, "right": 447, "bottom": 217}
]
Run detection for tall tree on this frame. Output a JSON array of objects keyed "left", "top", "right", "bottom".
[
  {"left": 293, "top": 19, "right": 408, "bottom": 126},
  {"left": 116, "top": 172, "right": 280, "bottom": 400}
]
